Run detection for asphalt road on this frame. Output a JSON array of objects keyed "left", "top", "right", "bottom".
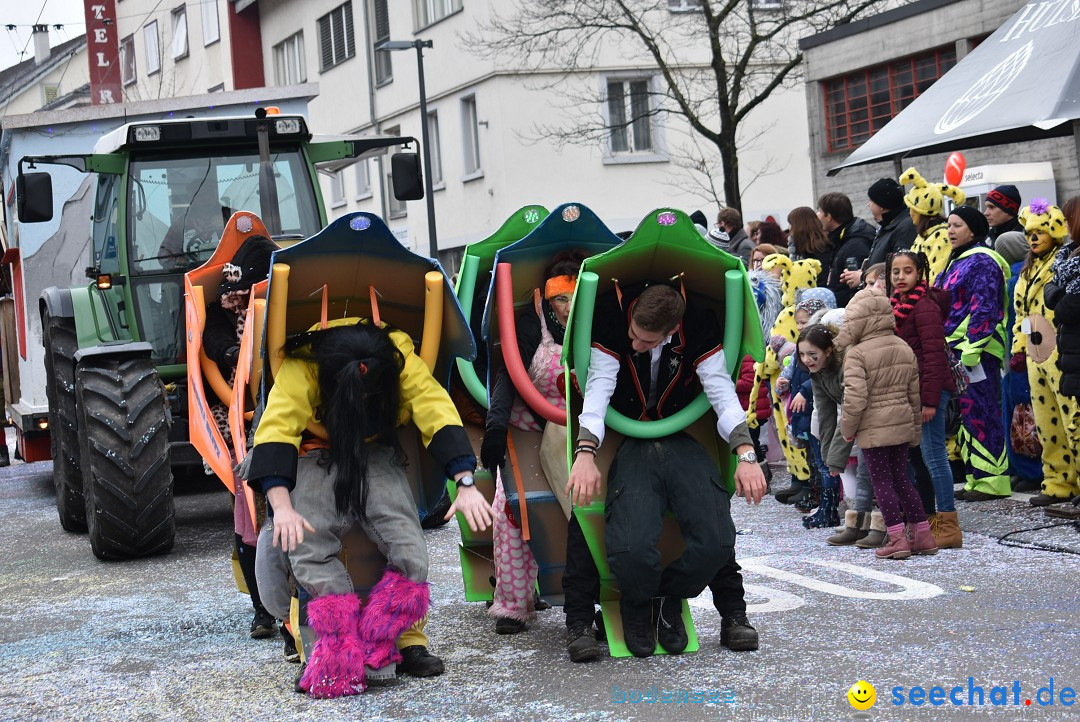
[{"left": 3, "top": 459, "right": 1079, "bottom": 722}]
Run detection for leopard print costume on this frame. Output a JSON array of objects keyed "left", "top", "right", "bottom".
[{"left": 762, "top": 254, "right": 823, "bottom": 308}]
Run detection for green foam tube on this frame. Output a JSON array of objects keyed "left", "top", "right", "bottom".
[
  {"left": 572, "top": 267, "right": 744, "bottom": 439},
  {"left": 453, "top": 253, "right": 489, "bottom": 408}
]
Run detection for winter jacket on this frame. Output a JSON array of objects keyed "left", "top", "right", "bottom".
[
  {"left": 836, "top": 288, "right": 921, "bottom": 449},
  {"left": 934, "top": 242, "right": 1010, "bottom": 367},
  {"left": 826, "top": 218, "right": 875, "bottom": 308},
  {"left": 893, "top": 286, "right": 956, "bottom": 408},
  {"left": 787, "top": 358, "right": 813, "bottom": 440},
  {"left": 1046, "top": 242, "right": 1080, "bottom": 397},
  {"left": 912, "top": 222, "right": 951, "bottom": 285},
  {"left": 867, "top": 209, "right": 918, "bottom": 267},
  {"left": 811, "top": 363, "right": 853, "bottom": 474},
  {"left": 738, "top": 354, "right": 771, "bottom": 421},
  {"left": 727, "top": 228, "right": 755, "bottom": 267}
]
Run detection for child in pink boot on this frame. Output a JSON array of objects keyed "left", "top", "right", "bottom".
[{"left": 836, "top": 287, "right": 938, "bottom": 560}]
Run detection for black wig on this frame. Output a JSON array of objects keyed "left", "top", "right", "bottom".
[{"left": 285, "top": 323, "right": 406, "bottom": 516}]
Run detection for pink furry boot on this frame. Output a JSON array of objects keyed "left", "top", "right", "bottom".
[
  {"left": 358, "top": 569, "right": 430, "bottom": 669},
  {"left": 297, "top": 593, "right": 367, "bottom": 698}
]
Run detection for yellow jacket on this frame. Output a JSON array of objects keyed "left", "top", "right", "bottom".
[
  {"left": 248, "top": 317, "right": 472, "bottom": 484},
  {"left": 1011, "top": 253, "right": 1056, "bottom": 356}
]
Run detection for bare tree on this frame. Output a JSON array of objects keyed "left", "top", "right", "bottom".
[{"left": 465, "top": 0, "right": 892, "bottom": 212}]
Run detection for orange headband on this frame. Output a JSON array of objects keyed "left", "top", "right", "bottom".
[{"left": 544, "top": 274, "right": 577, "bottom": 300}]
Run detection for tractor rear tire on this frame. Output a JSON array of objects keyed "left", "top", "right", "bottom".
[
  {"left": 75, "top": 357, "right": 176, "bottom": 560},
  {"left": 42, "top": 313, "right": 86, "bottom": 532}
]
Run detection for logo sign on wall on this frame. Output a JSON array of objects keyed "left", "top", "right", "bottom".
[{"left": 934, "top": 41, "right": 1033, "bottom": 135}]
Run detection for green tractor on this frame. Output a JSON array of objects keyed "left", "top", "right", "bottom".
[{"left": 16, "top": 109, "right": 422, "bottom": 559}]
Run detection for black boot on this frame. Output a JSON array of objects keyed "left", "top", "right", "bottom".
[
  {"left": 620, "top": 600, "right": 655, "bottom": 658},
  {"left": 566, "top": 624, "right": 601, "bottom": 662},
  {"left": 803, "top": 476, "right": 840, "bottom": 528},
  {"left": 653, "top": 597, "right": 687, "bottom": 654},
  {"left": 774, "top": 478, "right": 805, "bottom": 504},
  {"left": 396, "top": 646, "right": 445, "bottom": 677},
  {"left": 720, "top": 612, "right": 759, "bottom": 651}
]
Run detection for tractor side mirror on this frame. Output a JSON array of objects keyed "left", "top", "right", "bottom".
[
  {"left": 17, "top": 172, "right": 54, "bottom": 223},
  {"left": 391, "top": 152, "right": 424, "bottom": 201}
]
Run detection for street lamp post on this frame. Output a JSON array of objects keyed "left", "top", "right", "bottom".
[{"left": 377, "top": 39, "right": 438, "bottom": 261}]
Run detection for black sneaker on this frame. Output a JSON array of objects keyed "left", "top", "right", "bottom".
[
  {"left": 653, "top": 597, "right": 687, "bottom": 654},
  {"left": 495, "top": 616, "right": 526, "bottom": 635},
  {"left": 396, "top": 645, "right": 445, "bottom": 677},
  {"left": 720, "top": 612, "right": 759, "bottom": 651},
  {"left": 282, "top": 626, "right": 300, "bottom": 663},
  {"left": 566, "top": 624, "right": 601, "bottom": 662},
  {"left": 250, "top": 608, "right": 276, "bottom": 639},
  {"left": 620, "top": 601, "right": 656, "bottom": 658}
]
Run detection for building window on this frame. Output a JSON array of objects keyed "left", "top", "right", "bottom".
[
  {"left": 414, "top": 0, "right": 462, "bottom": 28},
  {"left": 42, "top": 82, "right": 60, "bottom": 105},
  {"left": 606, "top": 78, "right": 654, "bottom": 154},
  {"left": 461, "top": 95, "right": 481, "bottom": 177},
  {"left": 372, "top": 0, "right": 392, "bottom": 85},
  {"left": 823, "top": 46, "right": 957, "bottom": 152},
  {"left": 355, "top": 159, "right": 371, "bottom": 200},
  {"left": 318, "top": 1, "right": 356, "bottom": 72},
  {"left": 427, "top": 111, "right": 444, "bottom": 186},
  {"left": 172, "top": 6, "right": 189, "bottom": 60},
  {"left": 202, "top": 0, "right": 220, "bottom": 46},
  {"left": 751, "top": 0, "right": 783, "bottom": 9},
  {"left": 120, "top": 34, "right": 136, "bottom": 85},
  {"left": 144, "top": 21, "right": 160, "bottom": 75},
  {"left": 329, "top": 169, "right": 346, "bottom": 208},
  {"left": 667, "top": 0, "right": 701, "bottom": 11},
  {"left": 273, "top": 32, "right": 306, "bottom": 85}
]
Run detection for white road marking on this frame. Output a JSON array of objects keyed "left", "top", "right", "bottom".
[{"left": 739, "top": 555, "right": 945, "bottom": 601}]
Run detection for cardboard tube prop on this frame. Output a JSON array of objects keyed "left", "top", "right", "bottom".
[
  {"left": 496, "top": 262, "right": 568, "bottom": 426},
  {"left": 453, "top": 254, "right": 489, "bottom": 408},
  {"left": 250, "top": 298, "right": 266, "bottom": 403},
  {"left": 572, "top": 270, "right": 743, "bottom": 438},
  {"left": 420, "top": 271, "right": 444, "bottom": 373},
  {"left": 267, "top": 262, "right": 290, "bottom": 380}
]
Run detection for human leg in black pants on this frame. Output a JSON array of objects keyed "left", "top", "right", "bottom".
[
  {"left": 707, "top": 552, "right": 758, "bottom": 650},
  {"left": 908, "top": 446, "right": 937, "bottom": 516},
  {"left": 235, "top": 533, "right": 276, "bottom": 639},
  {"left": 563, "top": 513, "right": 601, "bottom": 662}
]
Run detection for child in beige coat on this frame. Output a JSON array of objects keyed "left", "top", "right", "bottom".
[{"left": 836, "top": 287, "right": 937, "bottom": 559}]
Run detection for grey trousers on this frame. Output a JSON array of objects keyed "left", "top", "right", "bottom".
[{"left": 255, "top": 444, "right": 428, "bottom": 618}]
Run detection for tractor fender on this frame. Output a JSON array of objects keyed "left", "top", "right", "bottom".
[
  {"left": 73, "top": 341, "right": 153, "bottom": 363},
  {"left": 39, "top": 286, "right": 75, "bottom": 324}
]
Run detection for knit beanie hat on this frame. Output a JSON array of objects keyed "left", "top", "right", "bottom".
[
  {"left": 867, "top": 178, "right": 905, "bottom": 210},
  {"left": 899, "top": 167, "right": 965, "bottom": 218},
  {"left": 795, "top": 286, "right": 837, "bottom": 310},
  {"left": 993, "top": 231, "right": 1029, "bottom": 265},
  {"left": 948, "top": 204, "right": 990, "bottom": 240},
  {"left": 986, "top": 185, "right": 1022, "bottom": 217},
  {"left": 1019, "top": 198, "right": 1068, "bottom": 240}
]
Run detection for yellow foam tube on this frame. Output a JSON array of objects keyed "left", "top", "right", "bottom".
[
  {"left": 192, "top": 284, "right": 233, "bottom": 408},
  {"left": 267, "top": 262, "right": 290, "bottom": 380},
  {"left": 419, "top": 271, "right": 444, "bottom": 373},
  {"left": 250, "top": 298, "right": 266, "bottom": 403}
]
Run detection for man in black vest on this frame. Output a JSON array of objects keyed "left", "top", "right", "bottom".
[{"left": 567, "top": 284, "right": 766, "bottom": 658}]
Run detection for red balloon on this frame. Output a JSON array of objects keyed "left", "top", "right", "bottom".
[{"left": 944, "top": 152, "right": 966, "bottom": 186}]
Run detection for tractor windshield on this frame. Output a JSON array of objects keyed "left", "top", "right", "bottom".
[
  {"left": 126, "top": 147, "right": 320, "bottom": 275},
  {"left": 125, "top": 147, "right": 320, "bottom": 366}
]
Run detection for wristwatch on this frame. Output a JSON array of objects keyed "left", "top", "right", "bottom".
[
  {"left": 736, "top": 450, "right": 758, "bottom": 465},
  {"left": 456, "top": 474, "right": 476, "bottom": 488}
]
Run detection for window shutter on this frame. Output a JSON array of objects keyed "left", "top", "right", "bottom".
[
  {"left": 344, "top": 2, "right": 355, "bottom": 59},
  {"left": 375, "top": 0, "right": 390, "bottom": 42},
  {"left": 319, "top": 16, "right": 333, "bottom": 71}
]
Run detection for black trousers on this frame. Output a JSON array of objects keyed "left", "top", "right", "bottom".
[
  {"left": 908, "top": 446, "right": 937, "bottom": 516},
  {"left": 235, "top": 533, "right": 266, "bottom": 613},
  {"left": 563, "top": 513, "right": 601, "bottom": 629},
  {"left": 605, "top": 434, "right": 738, "bottom": 606}
]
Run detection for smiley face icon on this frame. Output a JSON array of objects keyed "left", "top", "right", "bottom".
[{"left": 848, "top": 680, "right": 876, "bottom": 710}]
